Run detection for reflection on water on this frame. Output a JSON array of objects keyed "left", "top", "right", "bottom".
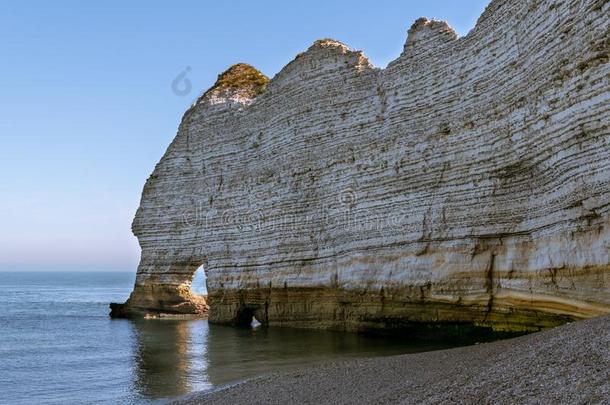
[
  {"left": 130, "top": 320, "right": 210, "bottom": 400},
  {"left": 128, "top": 320, "right": 455, "bottom": 401}
]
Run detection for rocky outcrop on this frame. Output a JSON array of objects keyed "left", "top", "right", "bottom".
[{"left": 112, "top": 0, "right": 610, "bottom": 332}]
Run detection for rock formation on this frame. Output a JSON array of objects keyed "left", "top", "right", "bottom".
[{"left": 111, "top": 0, "right": 610, "bottom": 333}]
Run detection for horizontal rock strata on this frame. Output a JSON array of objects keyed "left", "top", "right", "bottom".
[{"left": 112, "top": 0, "right": 610, "bottom": 332}]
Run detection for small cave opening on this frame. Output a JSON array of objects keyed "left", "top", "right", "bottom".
[{"left": 235, "top": 306, "right": 262, "bottom": 327}]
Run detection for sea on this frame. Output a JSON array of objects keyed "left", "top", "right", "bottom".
[{"left": 0, "top": 271, "right": 459, "bottom": 404}]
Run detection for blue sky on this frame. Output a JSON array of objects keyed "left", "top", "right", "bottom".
[{"left": 0, "top": 0, "right": 490, "bottom": 271}]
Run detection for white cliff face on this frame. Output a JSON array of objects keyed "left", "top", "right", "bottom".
[{"left": 114, "top": 0, "right": 610, "bottom": 332}]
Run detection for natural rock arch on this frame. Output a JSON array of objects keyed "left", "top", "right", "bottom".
[
  {"left": 111, "top": 259, "right": 209, "bottom": 318},
  {"left": 112, "top": 0, "right": 610, "bottom": 332}
]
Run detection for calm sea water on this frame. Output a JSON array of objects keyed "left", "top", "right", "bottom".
[{"left": 0, "top": 271, "right": 457, "bottom": 404}]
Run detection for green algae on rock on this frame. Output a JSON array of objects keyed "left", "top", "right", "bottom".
[{"left": 200, "top": 63, "right": 269, "bottom": 101}]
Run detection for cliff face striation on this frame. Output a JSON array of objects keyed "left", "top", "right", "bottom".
[{"left": 111, "top": 0, "right": 610, "bottom": 332}]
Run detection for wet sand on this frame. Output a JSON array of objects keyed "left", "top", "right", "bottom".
[{"left": 175, "top": 316, "right": 610, "bottom": 404}]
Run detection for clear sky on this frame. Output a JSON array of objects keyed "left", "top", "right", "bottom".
[{"left": 0, "top": 0, "right": 490, "bottom": 271}]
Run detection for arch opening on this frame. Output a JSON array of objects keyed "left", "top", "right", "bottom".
[{"left": 190, "top": 265, "right": 207, "bottom": 296}]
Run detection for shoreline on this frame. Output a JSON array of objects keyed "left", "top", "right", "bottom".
[{"left": 174, "top": 316, "right": 610, "bottom": 404}]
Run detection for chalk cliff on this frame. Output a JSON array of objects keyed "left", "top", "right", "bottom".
[{"left": 111, "top": 0, "right": 610, "bottom": 332}]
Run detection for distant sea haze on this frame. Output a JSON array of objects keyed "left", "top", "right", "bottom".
[{"left": 0, "top": 271, "right": 453, "bottom": 404}]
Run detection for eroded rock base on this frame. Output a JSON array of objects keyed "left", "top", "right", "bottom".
[
  {"left": 207, "top": 287, "right": 605, "bottom": 334},
  {"left": 110, "top": 285, "right": 208, "bottom": 319}
]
